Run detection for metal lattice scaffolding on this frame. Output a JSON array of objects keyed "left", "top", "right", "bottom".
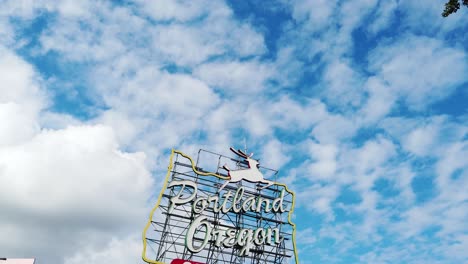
[{"left": 144, "top": 149, "right": 296, "bottom": 264}]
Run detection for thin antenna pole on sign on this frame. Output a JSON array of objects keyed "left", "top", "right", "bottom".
[{"left": 243, "top": 137, "right": 247, "bottom": 153}]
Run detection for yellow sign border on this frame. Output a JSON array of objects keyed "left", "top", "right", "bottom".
[{"left": 142, "top": 149, "right": 299, "bottom": 264}]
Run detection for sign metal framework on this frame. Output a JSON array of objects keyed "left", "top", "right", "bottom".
[{"left": 142, "top": 149, "right": 299, "bottom": 264}]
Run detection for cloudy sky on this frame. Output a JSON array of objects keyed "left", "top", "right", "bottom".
[{"left": 0, "top": 0, "right": 467, "bottom": 263}]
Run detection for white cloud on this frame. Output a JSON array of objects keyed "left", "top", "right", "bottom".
[
  {"left": 403, "top": 123, "right": 439, "bottom": 156},
  {"left": 369, "top": 35, "right": 468, "bottom": 110},
  {"left": 2, "top": 0, "right": 467, "bottom": 263},
  {"left": 36, "top": 0, "right": 266, "bottom": 67},
  {"left": 91, "top": 65, "right": 221, "bottom": 160},
  {"left": 288, "top": 0, "right": 380, "bottom": 57},
  {"left": 0, "top": 0, "right": 39, "bottom": 19},
  {"left": 198, "top": 96, "right": 327, "bottom": 148},
  {"left": 0, "top": 47, "right": 44, "bottom": 146},
  {"left": 353, "top": 137, "right": 396, "bottom": 174},
  {"left": 289, "top": 0, "right": 338, "bottom": 31},
  {"left": 296, "top": 227, "right": 317, "bottom": 245},
  {"left": 194, "top": 59, "right": 274, "bottom": 94},
  {"left": 367, "top": 0, "right": 398, "bottom": 35},
  {"left": 382, "top": 115, "right": 467, "bottom": 158},
  {"left": 134, "top": 0, "right": 213, "bottom": 22},
  {"left": 0, "top": 102, "right": 39, "bottom": 146},
  {"left": 337, "top": 0, "right": 379, "bottom": 39},
  {"left": 0, "top": 45, "right": 152, "bottom": 264},
  {"left": 53, "top": 0, "right": 92, "bottom": 18},
  {"left": 152, "top": 19, "right": 265, "bottom": 66},
  {"left": 0, "top": 46, "right": 45, "bottom": 108},
  {"left": 24, "top": 0, "right": 268, "bottom": 163},
  {"left": 400, "top": 0, "right": 467, "bottom": 34},
  {"left": 0, "top": 18, "right": 14, "bottom": 47},
  {"left": 267, "top": 97, "right": 327, "bottom": 131},
  {"left": 359, "top": 77, "right": 396, "bottom": 123},
  {"left": 273, "top": 46, "right": 304, "bottom": 87},
  {"left": 300, "top": 183, "right": 339, "bottom": 220},
  {"left": 306, "top": 141, "right": 338, "bottom": 180},
  {"left": 311, "top": 114, "right": 359, "bottom": 144},
  {"left": 64, "top": 236, "right": 141, "bottom": 264},
  {"left": 259, "top": 139, "right": 291, "bottom": 169},
  {"left": 323, "top": 59, "right": 365, "bottom": 109},
  {"left": 39, "top": 2, "right": 143, "bottom": 62},
  {"left": 338, "top": 136, "right": 396, "bottom": 192},
  {"left": 0, "top": 124, "right": 153, "bottom": 263},
  {"left": 435, "top": 140, "right": 468, "bottom": 201},
  {"left": 152, "top": 24, "right": 224, "bottom": 66}
]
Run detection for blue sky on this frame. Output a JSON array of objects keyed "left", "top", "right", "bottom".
[{"left": 0, "top": 1, "right": 467, "bottom": 263}]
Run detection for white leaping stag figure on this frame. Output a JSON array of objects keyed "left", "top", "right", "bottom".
[{"left": 219, "top": 147, "right": 275, "bottom": 193}]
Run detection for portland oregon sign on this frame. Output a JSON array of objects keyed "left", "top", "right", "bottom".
[{"left": 142, "top": 147, "right": 299, "bottom": 264}]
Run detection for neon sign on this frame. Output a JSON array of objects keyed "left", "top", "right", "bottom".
[
  {"left": 169, "top": 180, "right": 286, "bottom": 255},
  {"left": 142, "top": 148, "right": 299, "bottom": 264}
]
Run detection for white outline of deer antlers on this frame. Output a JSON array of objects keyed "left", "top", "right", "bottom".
[{"left": 219, "top": 147, "right": 274, "bottom": 192}]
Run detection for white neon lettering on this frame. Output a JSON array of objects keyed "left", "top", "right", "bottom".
[
  {"left": 212, "top": 229, "right": 226, "bottom": 247},
  {"left": 167, "top": 180, "right": 197, "bottom": 214},
  {"left": 232, "top": 187, "right": 244, "bottom": 213},
  {"left": 242, "top": 196, "right": 256, "bottom": 212},
  {"left": 208, "top": 195, "right": 221, "bottom": 213},
  {"left": 185, "top": 216, "right": 211, "bottom": 253},
  {"left": 193, "top": 197, "right": 208, "bottom": 214},
  {"left": 221, "top": 191, "right": 233, "bottom": 213},
  {"left": 238, "top": 229, "right": 254, "bottom": 255},
  {"left": 272, "top": 190, "right": 286, "bottom": 213},
  {"left": 266, "top": 228, "right": 282, "bottom": 245},
  {"left": 165, "top": 180, "right": 289, "bottom": 257},
  {"left": 223, "top": 229, "right": 237, "bottom": 247},
  {"left": 253, "top": 228, "right": 266, "bottom": 245},
  {"left": 256, "top": 197, "right": 271, "bottom": 213}
]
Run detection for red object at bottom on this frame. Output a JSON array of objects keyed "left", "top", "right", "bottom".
[{"left": 171, "top": 259, "right": 204, "bottom": 264}]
